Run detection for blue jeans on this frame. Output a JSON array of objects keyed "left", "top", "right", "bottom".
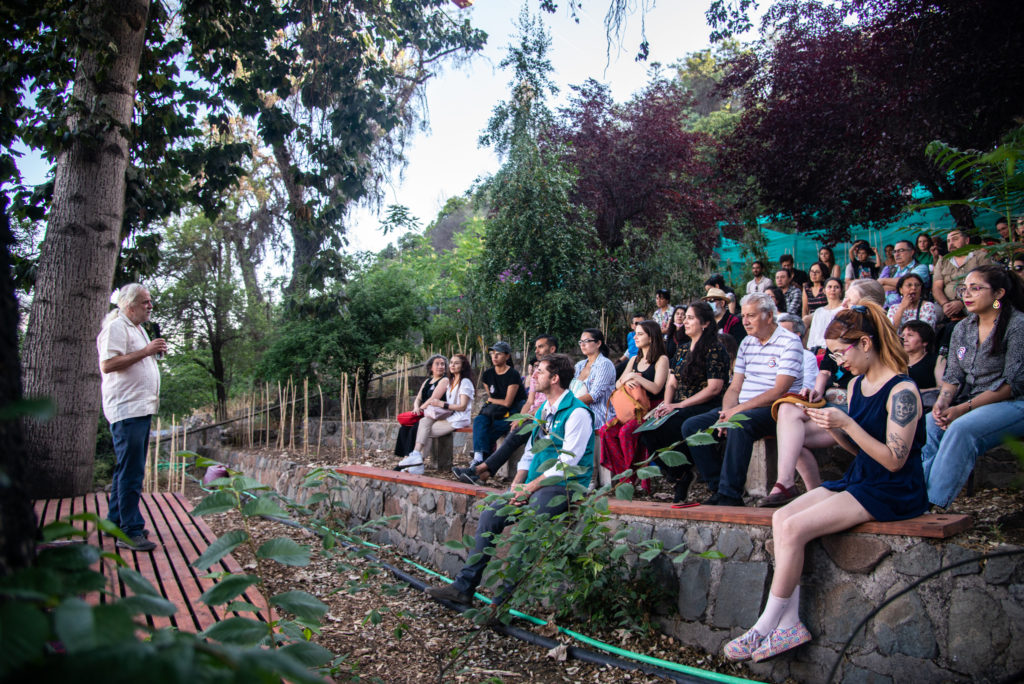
[
  {"left": 681, "top": 406, "right": 777, "bottom": 500},
  {"left": 472, "top": 412, "right": 512, "bottom": 457},
  {"left": 921, "top": 399, "right": 1024, "bottom": 508},
  {"left": 107, "top": 415, "right": 152, "bottom": 537},
  {"left": 451, "top": 484, "right": 569, "bottom": 595}
]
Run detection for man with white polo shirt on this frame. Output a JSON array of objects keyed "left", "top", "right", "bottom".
[{"left": 680, "top": 292, "right": 803, "bottom": 506}]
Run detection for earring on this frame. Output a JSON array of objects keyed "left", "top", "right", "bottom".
[{"left": 994, "top": 300, "right": 1001, "bottom": 310}]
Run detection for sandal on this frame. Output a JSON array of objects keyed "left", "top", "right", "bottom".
[{"left": 758, "top": 482, "right": 799, "bottom": 508}]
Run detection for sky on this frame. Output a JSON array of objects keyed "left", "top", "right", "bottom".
[{"left": 344, "top": 1, "right": 744, "bottom": 253}]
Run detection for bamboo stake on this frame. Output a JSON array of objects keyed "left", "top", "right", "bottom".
[
  {"left": 170, "top": 414, "right": 176, "bottom": 493},
  {"left": 154, "top": 417, "right": 162, "bottom": 493},
  {"left": 340, "top": 374, "right": 347, "bottom": 461},
  {"left": 317, "top": 383, "right": 324, "bottom": 458},
  {"left": 181, "top": 420, "right": 187, "bottom": 494},
  {"left": 265, "top": 383, "right": 271, "bottom": 448},
  {"left": 354, "top": 367, "right": 362, "bottom": 450},
  {"left": 289, "top": 375, "right": 297, "bottom": 451},
  {"left": 277, "top": 380, "right": 283, "bottom": 449},
  {"left": 303, "top": 378, "right": 309, "bottom": 456}
]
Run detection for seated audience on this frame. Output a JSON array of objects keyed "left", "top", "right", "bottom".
[
  {"left": 704, "top": 287, "right": 745, "bottom": 344},
  {"left": 639, "top": 302, "right": 729, "bottom": 504},
  {"left": 880, "top": 244, "right": 896, "bottom": 268},
  {"left": 844, "top": 240, "right": 879, "bottom": 287},
  {"left": 922, "top": 265, "right": 1024, "bottom": 508},
  {"left": 775, "top": 268, "right": 802, "bottom": 315},
  {"left": 747, "top": 260, "right": 771, "bottom": 294},
  {"left": 879, "top": 239, "right": 931, "bottom": 308},
  {"left": 664, "top": 305, "right": 688, "bottom": 358},
  {"left": 680, "top": 292, "right": 803, "bottom": 506},
  {"left": 395, "top": 355, "right": 450, "bottom": 471},
  {"left": 801, "top": 262, "right": 829, "bottom": 325},
  {"left": 843, "top": 278, "right": 886, "bottom": 309},
  {"left": 929, "top": 235, "right": 947, "bottom": 264},
  {"left": 652, "top": 288, "right": 674, "bottom": 337},
  {"left": 806, "top": 278, "right": 844, "bottom": 351},
  {"left": 454, "top": 337, "right": 556, "bottom": 485},
  {"left": 469, "top": 341, "right": 527, "bottom": 467},
  {"left": 427, "top": 354, "right": 595, "bottom": 606},
  {"left": 570, "top": 328, "right": 617, "bottom": 428},
  {"left": 899, "top": 320, "right": 938, "bottom": 396},
  {"left": 916, "top": 233, "right": 934, "bottom": 269},
  {"left": 887, "top": 273, "right": 939, "bottom": 330},
  {"left": 933, "top": 227, "right": 991, "bottom": 326},
  {"left": 818, "top": 246, "right": 841, "bottom": 280},
  {"left": 780, "top": 254, "right": 808, "bottom": 287},
  {"left": 725, "top": 302, "right": 926, "bottom": 662},
  {"left": 405, "top": 354, "right": 475, "bottom": 474},
  {"left": 765, "top": 285, "right": 788, "bottom": 317},
  {"left": 598, "top": 320, "right": 669, "bottom": 485},
  {"left": 777, "top": 314, "right": 819, "bottom": 391},
  {"left": 616, "top": 312, "right": 646, "bottom": 374},
  {"left": 704, "top": 274, "right": 738, "bottom": 313}
]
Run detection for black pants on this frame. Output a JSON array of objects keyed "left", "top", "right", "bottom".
[
  {"left": 638, "top": 401, "right": 720, "bottom": 479},
  {"left": 482, "top": 428, "right": 531, "bottom": 475}
]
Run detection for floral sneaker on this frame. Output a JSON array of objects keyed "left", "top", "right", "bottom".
[
  {"left": 751, "top": 622, "right": 812, "bottom": 662},
  {"left": 723, "top": 628, "right": 765, "bottom": 662}
]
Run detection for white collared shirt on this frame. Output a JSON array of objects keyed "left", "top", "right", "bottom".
[
  {"left": 97, "top": 313, "right": 160, "bottom": 423},
  {"left": 517, "top": 390, "right": 593, "bottom": 478}
]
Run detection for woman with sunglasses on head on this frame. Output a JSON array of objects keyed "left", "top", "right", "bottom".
[
  {"left": 921, "top": 264, "right": 1024, "bottom": 508},
  {"left": 726, "top": 302, "right": 926, "bottom": 662},
  {"left": 598, "top": 320, "right": 669, "bottom": 486}
]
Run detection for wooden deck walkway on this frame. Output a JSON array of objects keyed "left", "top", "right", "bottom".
[{"left": 34, "top": 492, "right": 267, "bottom": 632}]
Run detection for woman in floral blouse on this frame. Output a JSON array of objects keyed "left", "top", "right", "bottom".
[{"left": 639, "top": 302, "right": 729, "bottom": 505}]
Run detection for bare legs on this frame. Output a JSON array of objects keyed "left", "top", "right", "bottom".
[{"left": 774, "top": 403, "right": 834, "bottom": 490}]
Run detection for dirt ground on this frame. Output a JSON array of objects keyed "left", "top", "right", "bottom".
[{"left": 192, "top": 441, "right": 1023, "bottom": 683}]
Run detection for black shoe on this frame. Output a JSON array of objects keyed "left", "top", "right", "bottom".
[
  {"left": 427, "top": 583, "right": 473, "bottom": 605},
  {"left": 452, "top": 467, "right": 481, "bottom": 485},
  {"left": 672, "top": 469, "right": 695, "bottom": 505},
  {"left": 702, "top": 492, "right": 744, "bottom": 507},
  {"left": 116, "top": 535, "right": 157, "bottom": 552}
]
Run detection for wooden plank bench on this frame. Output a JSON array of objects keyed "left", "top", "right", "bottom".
[
  {"left": 35, "top": 492, "right": 267, "bottom": 632},
  {"left": 336, "top": 464, "right": 972, "bottom": 539}
]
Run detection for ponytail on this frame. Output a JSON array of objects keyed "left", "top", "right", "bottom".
[{"left": 824, "top": 301, "right": 907, "bottom": 374}]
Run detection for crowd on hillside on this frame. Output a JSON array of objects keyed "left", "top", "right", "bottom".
[{"left": 393, "top": 220, "right": 1024, "bottom": 663}]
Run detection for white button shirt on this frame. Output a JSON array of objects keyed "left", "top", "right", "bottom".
[{"left": 97, "top": 313, "right": 160, "bottom": 423}]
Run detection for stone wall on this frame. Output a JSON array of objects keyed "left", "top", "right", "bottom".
[{"left": 201, "top": 447, "right": 1024, "bottom": 683}]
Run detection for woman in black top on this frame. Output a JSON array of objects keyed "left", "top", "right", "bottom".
[
  {"left": 664, "top": 305, "right": 688, "bottom": 358},
  {"left": 640, "top": 302, "right": 729, "bottom": 504},
  {"left": 470, "top": 341, "right": 526, "bottom": 466},
  {"left": 900, "top": 320, "right": 938, "bottom": 393}
]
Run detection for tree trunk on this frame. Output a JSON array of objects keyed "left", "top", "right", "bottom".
[
  {"left": 0, "top": 201, "right": 37, "bottom": 574},
  {"left": 21, "top": 0, "right": 150, "bottom": 497},
  {"left": 271, "top": 139, "right": 322, "bottom": 295}
]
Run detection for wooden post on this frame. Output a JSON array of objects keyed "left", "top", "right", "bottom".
[
  {"left": 317, "top": 383, "right": 323, "bottom": 458},
  {"left": 303, "top": 378, "right": 309, "bottom": 456},
  {"left": 181, "top": 419, "right": 187, "bottom": 493},
  {"left": 289, "top": 375, "right": 296, "bottom": 451},
  {"left": 153, "top": 417, "right": 161, "bottom": 493},
  {"left": 170, "top": 414, "right": 176, "bottom": 493}
]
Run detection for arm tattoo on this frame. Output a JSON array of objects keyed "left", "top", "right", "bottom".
[
  {"left": 891, "top": 388, "right": 918, "bottom": 427},
  {"left": 888, "top": 431, "right": 909, "bottom": 466},
  {"left": 939, "top": 389, "right": 953, "bottom": 398}
]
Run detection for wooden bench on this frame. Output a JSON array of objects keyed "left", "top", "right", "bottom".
[
  {"left": 34, "top": 492, "right": 267, "bottom": 632},
  {"left": 336, "top": 464, "right": 972, "bottom": 539}
]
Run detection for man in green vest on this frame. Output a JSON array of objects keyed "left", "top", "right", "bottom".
[{"left": 427, "top": 353, "right": 595, "bottom": 605}]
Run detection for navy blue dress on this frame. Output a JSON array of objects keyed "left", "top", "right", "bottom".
[{"left": 821, "top": 374, "right": 928, "bottom": 521}]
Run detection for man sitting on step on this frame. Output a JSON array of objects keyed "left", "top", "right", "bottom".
[{"left": 427, "top": 353, "right": 594, "bottom": 605}]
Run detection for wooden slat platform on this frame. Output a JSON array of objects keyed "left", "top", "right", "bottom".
[
  {"left": 34, "top": 492, "right": 267, "bottom": 632},
  {"left": 336, "top": 464, "right": 972, "bottom": 539}
]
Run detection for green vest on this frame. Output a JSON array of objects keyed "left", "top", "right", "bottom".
[{"left": 526, "top": 392, "right": 595, "bottom": 485}]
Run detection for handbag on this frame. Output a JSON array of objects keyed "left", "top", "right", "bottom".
[
  {"left": 609, "top": 383, "right": 650, "bottom": 424},
  {"left": 397, "top": 411, "right": 422, "bottom": 427},
  {"left": 423, "top": 405, "right": 453, "bottom": 420},
  {"left": 479, "top": 402, "right": 509, "bottom": 419}
]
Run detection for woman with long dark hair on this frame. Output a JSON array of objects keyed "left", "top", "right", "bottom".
[
  {"left": 395, "top": 355, "right": 450, "bottom": 473},
  {"left": 818, "top": 246, "right": 840, "bottom": 280},
  {"left": 572, "top": 328, "right": 617, "bottom": 428},
  {"left": 640, "top": 302, "right": 729, "bottom": 504},
  {"left": 664, "top": 305, "right": 688, "bottom": 358},
  {"left": 598, "top": 320, "right": 669, "bottom": 485},
  {"left": 922, "top": 264, "right": 1024, "bottom": 508},
  {"left": 887, "top": 273, "right": 939, "bottom": 330},
  {"left": 726, "top": 302, "right": 926, "bottom": 662},
  {"left": 801, "top": 262, "right": 829, "bottom": 324}
]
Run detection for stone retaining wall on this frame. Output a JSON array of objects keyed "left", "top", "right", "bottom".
[{"left": 202, "top": 447, "right": 1024, "bottom": 683}]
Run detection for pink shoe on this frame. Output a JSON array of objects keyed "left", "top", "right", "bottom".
[
  {"left": 751, "top": 622, "right": 812, "bottom": 662},
  {"left": 723, "top": 628, "right": 764, "bottom": 662}
]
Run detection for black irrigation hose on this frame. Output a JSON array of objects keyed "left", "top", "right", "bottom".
[
  {"left": 826, "top": 547, "right": 1024, "bottom": 683},
  {"left": 259, "top": 511, "right": 713, "bottom": 683}
]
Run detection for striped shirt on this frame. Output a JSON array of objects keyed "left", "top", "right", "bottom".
[
  {"left": 733, "top": 325, "right": 804, "bottom": 403},
  {"left": 573, "top": 354, "right": 617, "bottom": 426}
]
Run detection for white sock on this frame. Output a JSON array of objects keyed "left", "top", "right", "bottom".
[
  {"left": 472, "top": 452, "right": 483, "bottom": 464},
  {"left": 777, "top": 586, "right": 801, "bottom": 629},
  {"left": 751, "top": 592, "right": 790, "bottom": 635}
]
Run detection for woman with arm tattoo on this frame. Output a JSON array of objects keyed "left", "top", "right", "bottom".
[
  {"left": 724, "top": 302, "right": 926, "bottom": 663},
  {"left": 922, "top": 265, "right": 1024, "bottom": 508}
]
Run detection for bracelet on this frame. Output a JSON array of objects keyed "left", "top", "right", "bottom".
[
  {"left": 443, "top": 402, "right": 448, "bottom": 410},
  {"left": 968, "top": 397, "right": 973, "bottom": 412}
]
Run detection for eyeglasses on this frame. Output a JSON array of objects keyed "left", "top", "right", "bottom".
[
  {"left": 893, "top": 248, "right": 913, "bottom": 253},
  {"left": 955, "top": 284, "right": 992, "bottom": 298},
  {"left": 828, "top": 342, "right": 858, "bottom": 365},
  {"left": 1014, "top": 264, "right": 1024, "bottom": 272},
  {"left": 578, "top": 339, "right": 596, "bottom": 345}
]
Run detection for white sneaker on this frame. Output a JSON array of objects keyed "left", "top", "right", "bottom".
[
  {"left": 406, "top": 464, "right": 425, "bottom": 475},
  {"left": 397, "top": 451, "right": 423, "bottom": 469}
]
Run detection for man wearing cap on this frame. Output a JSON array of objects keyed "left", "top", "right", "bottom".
[
  {"left": 705, "top": 287, "right": 746, "bottom": 344},
  {"left": 470, "top": 340, "right": 528, "bottom": 467}
]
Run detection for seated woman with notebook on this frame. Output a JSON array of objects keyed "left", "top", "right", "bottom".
[{"left": 637, "top": 302, "right": 729, "bottom": 505}]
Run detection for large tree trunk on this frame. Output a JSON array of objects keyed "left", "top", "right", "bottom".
[
  {"left": 21, "top": 0, "right": 150, "bottom": 497},
  {"left": 271, "top": 139, "right": 322, "bottom": 296},
  {"left": 0, "top": 201, "right": 36, "bottom": 574}
]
